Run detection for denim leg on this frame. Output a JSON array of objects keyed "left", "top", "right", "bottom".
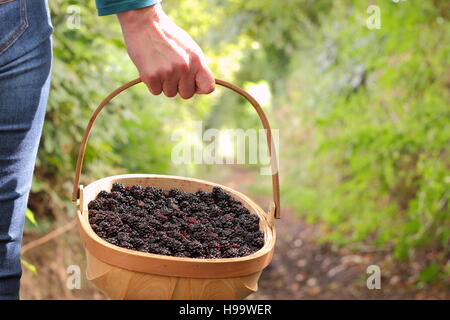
[{"left": 0, "top": 0, "right": 52, "bottom": 300}]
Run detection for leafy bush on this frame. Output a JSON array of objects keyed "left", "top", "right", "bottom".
[{"left": 280, "top": 1, "right": 449, "bottom": 266}]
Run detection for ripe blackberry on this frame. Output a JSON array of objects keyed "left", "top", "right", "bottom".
[
  {"left": 130, "top": 185, "right": 145, "bottom": 200},
  {"left": 238, "top": 214, "right": 260, "bottom": 232},
  {"left": 251, "top": 236, "right": 264, "bottom": 248},
  {"left": 88, "top": 185, "right": 264, "bottom": 258},
  {"left": 164, "top": 237, "right": 185, "bottom": 253},
  {"left": 223, "top": 248, "right": 239, "bottom": 258},
  {"left": 160, "top": 207, "right": 172, "bottom": 217},
  {"left": 119, "top": 241, "right": 133, "bottom": 250},
  {"left": 88, "top": 199, "right": 103, "bottom": 210},
  {"left": 235, "top": 206, "right": 250, "bottom": 216},
  {"left": 195, "top": 190, "right": 208, "bottom": 200},
  {"left": 192, "top": 231, "right": 210, "bottom": 242},
  {"left": 185, "top": 240, "right": 204, "bottom": 256},
  {"left": 111, "top": 182, "right": 126, "bottom": 193},
  {"left": 97, "top": 190, "right": 111, "bottom": 199},
  {"left": 106, "top": 237, "right": 119, "bottom": 246},
  {"left": 231, "top": 237, "right": 244, "bottom": 246},
  {"left": 144, "top": 200, "right": 156, "bottom": 211},
  {"left": 179, "top": 200, "right": 190, "bottom": 211},
  {"left": 146, "top": 217, "right": 162, "bottom": 229},
  {"left": 219, "top": 240, "right": 232, "bottom": 251},
  {"left": 218, "top": 214, "right": 235, "bottom": 228},
  {"left": 166, "top": 230, "right": 184, "bottom": 241},
  {"left": 238, "top": 245, "right": 253, "bottom": 257},
  {"left": 168, "top": 188, "right": 182, "bottom": 198},
  {"left": 212, "top": 186, "right": 230, "bottom": 201}
]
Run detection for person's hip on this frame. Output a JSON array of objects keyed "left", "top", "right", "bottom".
[{"left": 0, "top": 0, "right": 53, "bottom": 65}]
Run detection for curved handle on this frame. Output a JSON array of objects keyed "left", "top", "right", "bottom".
[{"left": 71, "top": 78, "right": 280, "bottom": 219}]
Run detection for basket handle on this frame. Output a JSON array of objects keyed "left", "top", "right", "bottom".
[{"left": 71, "top": 78, "right": 280, "bottom": 219}]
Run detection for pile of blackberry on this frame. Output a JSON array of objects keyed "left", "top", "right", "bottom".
[{"left": 88, "top": 183, "right": 264, "bottom": 258}]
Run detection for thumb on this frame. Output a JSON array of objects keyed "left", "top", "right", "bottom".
[{"left": 195, "top": 67, "right": 215, "bottom": 94}]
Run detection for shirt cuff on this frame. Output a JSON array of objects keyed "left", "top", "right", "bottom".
[{"left": 97, "top": 0, "right": 161, "bottom": 16}]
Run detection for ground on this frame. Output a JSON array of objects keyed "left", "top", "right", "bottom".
[{"left": 20, "top": 168, "right": 449, "bottom": 299}]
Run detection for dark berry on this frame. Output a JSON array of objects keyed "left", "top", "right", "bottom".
[{"left": 88, "top": 185, "right": 264, "bottom": 258}]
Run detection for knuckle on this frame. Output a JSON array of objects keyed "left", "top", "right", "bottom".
[
  {"left": 177, "top": 61, "right": 190, "bottom": 73},
  {"left": 190, "top": 52, "right": 202, "bottom": 65},
  {"left": 141, "top": 72, "right": 159, "bottom": 84},
  {"left": 160, "top": 68, "right": 173, "bottom": 80}
]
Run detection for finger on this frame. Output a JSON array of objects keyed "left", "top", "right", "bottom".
[
  {"left": 141, "top": 74, "right": 163, "bottom": 95},
  {"left": 162, "top": 78, "right": 179, "bottom": 98},
  {"left": 195, "top": 67, "right": 215, "bottom": 94},
  {"left": 178, "top": 73, "right": 196, "bottom": 99}
]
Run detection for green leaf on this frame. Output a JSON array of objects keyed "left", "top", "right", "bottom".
[
  {"left": 25, "top": 208, "right": 38, "bottom": 226},
  {"left": 21, "top": 259, "right": 38, "bottom": 275}
]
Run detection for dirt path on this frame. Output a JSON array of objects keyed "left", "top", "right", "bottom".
[
  {"left": 217, "top": 167, "right": 449, "bottom": 300},
  {"left": 20, "top": 168, "right": 449, "bottom": 299}
]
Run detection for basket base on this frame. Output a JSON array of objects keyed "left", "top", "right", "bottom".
[{"left": 86, "top": 250, "right": 261, "bottom": 300}]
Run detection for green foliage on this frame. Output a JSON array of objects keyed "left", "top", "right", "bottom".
[{"left": 278, "top": 1, "right": 449, "bottom": 263}]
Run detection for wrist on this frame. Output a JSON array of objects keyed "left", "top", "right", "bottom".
[{"left": 117, "top": 3, "right": 163, "bottom": 27}]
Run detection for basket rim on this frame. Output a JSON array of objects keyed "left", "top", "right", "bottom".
[{"left": 77, "top": 174, "right": 276, "bottom": 278}]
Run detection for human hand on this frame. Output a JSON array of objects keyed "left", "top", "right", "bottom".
[{"left": 117, "top": 4, "right": 215, "bottom": 99}]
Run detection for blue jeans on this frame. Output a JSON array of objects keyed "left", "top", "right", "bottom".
[{"left": 0, "top": 0, "right": 52, "bottom": 299}]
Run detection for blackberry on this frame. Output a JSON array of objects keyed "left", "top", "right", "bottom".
[
  {"left": 166, "top": 230, "right": 185, "bottom": 241},
  {"left": 146, "top": 217, "right": 162, "bottom": 229},
  {"left": 220, "top": 240, "right": 232, "bottom": 251},
  {"left": 218, "top": 214, "right": 235, "bottom": 228},
  {"left": 130, "top": 185, "right": 145, "bottom": 200},
  {"left": 168, "top": 188, "right": 182, "bottom": 198},
  {"left": 97, "top": 190, "right": 111, "bottom": 199},
  {"left": 185, "top": 240, "right": 204, "bottom": 256},
  {"left": 88, "top": 185, "right": 264, "bottom": 258},
  {"left": 119, "top": 241, "right": 133, "bottom": 250},
  {"left": 238, "top": 245, "right": 253, "bottom": 257},
  {"left": 192, "top": 231, "right": 210, "bottom": 242},
  {"left": 106, "top": 237, "right": 119, "bottom": 246},
  {"left": 88, "top": 199, "right": 103, "bottom": 210},
  {"left": 212, "top": 186, "right": 230, "bottom": 201},
  {"left": 251, "top": 236, "right": 264, "bottom": 248},
  {"left": 164, "top": 237, "right": 185, "bottom": 253},
  {"left": 223, "top": 248, "right": 239, "bottom": 258},
  {"left": 235, "top": 206, "right": 250, "bottom": 216},
  {"left": 144, "top": 200, "right": 156, "bottom": 211},
  {"left": 111, "top": 182, "right": 126, "bottom": 193},
  {"left": 238, "top": 214, "right": 260, "bottom": 232}
]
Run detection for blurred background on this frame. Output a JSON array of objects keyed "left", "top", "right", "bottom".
[{"left": 20, "top": 0, "right": 449, "bottom": 299}]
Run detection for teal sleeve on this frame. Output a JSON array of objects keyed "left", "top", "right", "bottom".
[{"left": 95, "top": 0, "right": 161, "bottom": 16}]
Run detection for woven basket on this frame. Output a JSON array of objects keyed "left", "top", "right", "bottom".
[{"left": 72, "top": 78, "right": 280, "bottom": 300}]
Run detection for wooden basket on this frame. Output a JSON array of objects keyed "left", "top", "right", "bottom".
[{"left": 71, "top": 78, "right": 280, "bottom": 300}]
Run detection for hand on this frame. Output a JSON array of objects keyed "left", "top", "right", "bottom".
[{"left": 117, "top": 4, "right": 215, "bottom": 99}]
